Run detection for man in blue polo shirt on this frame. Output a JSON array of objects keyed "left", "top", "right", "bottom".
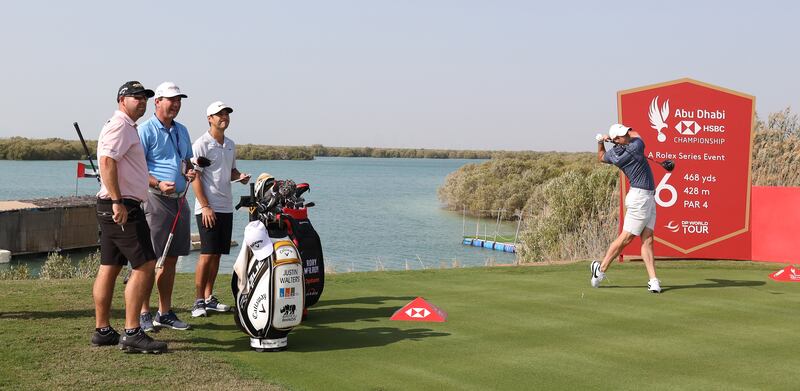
[
  {"left": 591, "top": 124, "right": 662, "bottom": 293},
  {"left": 138, "top": 81, "right": 195, "bottom": 330}
]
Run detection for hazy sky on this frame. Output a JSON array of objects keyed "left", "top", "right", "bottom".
[{"left": 1, "top": 1, "right": 797, "bottom": 151}]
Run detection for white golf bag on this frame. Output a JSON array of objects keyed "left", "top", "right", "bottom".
[{"left": 231, "top": 223, "right": 305, "bottom": 352}]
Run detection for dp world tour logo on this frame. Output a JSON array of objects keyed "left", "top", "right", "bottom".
[
  {"left": 649, "top": 96, "right": 669, "bottom": 143},
  {"left": 665, "top": 220, "right": 710, "bottom": 234},
  {"left": 665, "top": 220, "right": 680, "bottom": 233}
]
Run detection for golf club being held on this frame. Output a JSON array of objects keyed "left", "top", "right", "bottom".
[
  {"left": 595, "top": 133, "right": 675, "bottom": 172},
  {"left": 155, "top": 156, "right": 212, "bottom": 269}
]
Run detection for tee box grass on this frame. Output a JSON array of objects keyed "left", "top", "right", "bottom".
[{"left": 1, "top": 261, "right": 798, "bottom": 390}]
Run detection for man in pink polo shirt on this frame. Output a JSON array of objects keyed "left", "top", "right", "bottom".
[{"left": 91, "top": 81, "right": 167, "bottom": 354}]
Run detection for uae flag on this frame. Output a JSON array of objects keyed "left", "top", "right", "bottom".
[{"left": 77, "top": 162, "right": 99, "bottom": 178}]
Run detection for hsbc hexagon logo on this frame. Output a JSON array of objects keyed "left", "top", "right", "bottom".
[
  {"left": 675, "top": 120, "right": 701, "bottom": 135},
  {"left": 405, "top": 307, "right": 431, "bottom": 318}
]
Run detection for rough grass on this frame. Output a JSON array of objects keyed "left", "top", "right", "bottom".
[
  {"left": 0, "top": 277, "right": 282, "bottom": 391},
  {"left": 2, "top": 262, "right": 799, "bottom": 390}
]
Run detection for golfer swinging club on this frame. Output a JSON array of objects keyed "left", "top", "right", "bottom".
[{"left": 592, "top": 124, "right": 662, "bottom": 293}]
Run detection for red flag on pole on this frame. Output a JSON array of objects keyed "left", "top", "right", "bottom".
[{"left": 77, "top": 162, "right": 98, "bottom": 178}]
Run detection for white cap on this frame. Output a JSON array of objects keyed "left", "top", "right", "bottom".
[
  {"left": 608, "top": 123, "right": 631, "bottom": 138},
  {"left": 244, "top": 221, "right": 273, "bottom": 260},
  {"left": 154, "top": 82, "right": 188, "bottom": 99},
  {"left": 206, "top": 101, "right": 233, "bottom": 116}
]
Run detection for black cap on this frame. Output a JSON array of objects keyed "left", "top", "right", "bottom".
[{"left": 117, "top": 81, "right": 155, "bottom": 101}]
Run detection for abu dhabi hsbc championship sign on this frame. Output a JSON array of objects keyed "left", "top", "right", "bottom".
[{"left": 618, "top": 78, "right": 755, "bottom": 259}]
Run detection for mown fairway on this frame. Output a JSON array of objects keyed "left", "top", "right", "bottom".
[{"left": 1, "top": 261, "right": 798, "bottom": 390}]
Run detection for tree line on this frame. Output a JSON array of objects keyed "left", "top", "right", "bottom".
[{"left": 0, "top": 137, "right": 496, "bottom": 160}]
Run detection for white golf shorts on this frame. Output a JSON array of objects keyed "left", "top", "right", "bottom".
[{"left": 623, "top": 187, "right": 656, "bottom": 236}]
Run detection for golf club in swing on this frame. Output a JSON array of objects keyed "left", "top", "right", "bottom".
[
  {"left": 646, "top": 156, "right": 675, "bottom": 172},
  {"left": 155, "top": 156, "right": 212, "bottom": 269},
  {"left": 596, "top": 133, "right": 675, "bottom": 172}
]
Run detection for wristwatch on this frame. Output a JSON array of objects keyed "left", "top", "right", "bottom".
[{"left": 111, "top": 199, "right": 123, "bottom": 205}]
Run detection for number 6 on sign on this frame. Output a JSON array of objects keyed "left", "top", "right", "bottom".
[{"left": 655, "top": 173, "right": 677, "bottom": 207}]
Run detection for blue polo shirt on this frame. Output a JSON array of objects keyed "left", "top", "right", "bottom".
[
  {"left": 603, "top": 137, "right": 654, "bottom": 191},
  {"left": 137, "top": 114, "right": 194, "bottom": 193}
]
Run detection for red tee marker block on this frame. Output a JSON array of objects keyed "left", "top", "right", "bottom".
[
  {"left": 769, "top": 265, "right": 800, "bottom": 282},
  {"left": 390, "top": 297, "right": 447, "bottom": 322}
]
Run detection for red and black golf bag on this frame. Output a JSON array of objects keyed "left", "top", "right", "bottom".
[{"left": 281, "top": 204, "right": 325, "bottom": 309}]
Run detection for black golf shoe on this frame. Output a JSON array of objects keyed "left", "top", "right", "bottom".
[
  {"left": 119, "top": 329, "right": 167, "bottom": 354},
  {"left": 91, "top": 328, "right": 120, "bottom": 347}
]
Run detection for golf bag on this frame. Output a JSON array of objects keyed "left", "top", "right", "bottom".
[
  {"left": 231, "top": 222, "right": 304, "bottom": 352},
  {"left": 231, "top": 174, "right": 324, "bottom": 351}
]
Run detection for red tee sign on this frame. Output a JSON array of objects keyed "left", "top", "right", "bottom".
[
  {"left": 769, "top": 266, "right": 800, "bottom": 282},
  {"left": 618, "top": 79, "right": 754, "bottom": 259},
  {"left": 390, "top": 297, "right": 447, "bottom": 322}
]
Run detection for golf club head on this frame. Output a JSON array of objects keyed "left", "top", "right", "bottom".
[
  {"left": 305, "top": 202, "right": 315, "bottom": 208},
  {"left": 254, "top": 173, "right": 275, "bottom": 200},
  {"left": 278, "top": 180, "right": 296, "bottom": 197},
  {"left": 661, "top": 159, "right": 675, "bottom": 172},
  {"left": 295, "top": 183, "right": 310, "bottom": 197}
]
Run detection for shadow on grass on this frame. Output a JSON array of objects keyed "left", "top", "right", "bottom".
[
  {"left": 0, "top": 309, "right": 125, "bottom": 320},
  {"left": 185, "top": 296, "right": 449, "bottom": 353},
  {"left": 605, "top": 279, "right": 765, "bottom": 292},
  {"left": 185, "top": 324, "right": 450, "bottom": 353},
  {"left": 296, "top": 295, "right": 450, "bottom": 352},
  {"left": 289, "top": 325, "right": 449, "bottom": 352},
  {"left": 661, "top": 279, "right": 766, "bottom": 292},
  {"left": 311, "top": 295, "right": 417, "bottom": 309}
]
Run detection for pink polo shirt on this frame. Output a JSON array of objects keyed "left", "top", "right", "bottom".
[{"left": 96, "top": 110, "right": 149, "bottom": 201}]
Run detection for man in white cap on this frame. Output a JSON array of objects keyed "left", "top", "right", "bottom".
[
  {"left": 190, "top": 101, "right": 250, "bottom": 317},
  {"left": 592, "top": 124, "right": 662, "bottom": 293},
  {"left": 137, "top": 82, "right": 195, "bottom": 330}
]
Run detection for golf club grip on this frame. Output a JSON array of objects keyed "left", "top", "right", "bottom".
[
  {"left": 156, "top": 234, "right": 174, "bottom": 269},
  {"left": 73, "top": 122, "right": 101, "bottom": 182}
]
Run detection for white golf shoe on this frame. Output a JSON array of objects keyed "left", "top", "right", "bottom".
[
  {"left": 648, "top": 278, "right": 662, "bottom": 293},
  {"left": 590, "top": 261, "right": 605, "bottom": 288}
]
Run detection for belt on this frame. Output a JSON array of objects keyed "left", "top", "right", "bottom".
[
  {"left": 630, "top": 187, "right": 655, "bottom": 195},
  {"left": 148, "top": 187, "right": 183, "bottom": 199},
  {"left": 97, "top": 198, "right": 142, "bottom": 207}
]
